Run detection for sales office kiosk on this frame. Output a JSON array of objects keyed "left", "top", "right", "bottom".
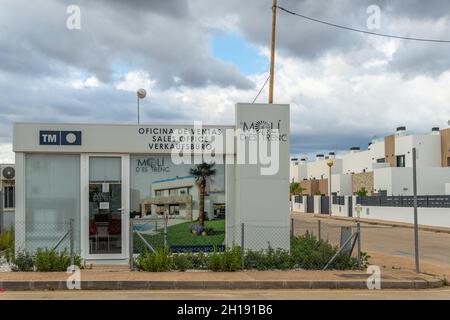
[{"left": 12, "top": 103, "right": 290, "bottom": 264}]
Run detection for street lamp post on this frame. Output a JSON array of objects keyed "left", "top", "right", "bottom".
[
  {"left": 136, "top": 88, "right": 147, "bottom": 125},
  {"left": 326, "top": 159, "right": 334, "bottom": 215}
]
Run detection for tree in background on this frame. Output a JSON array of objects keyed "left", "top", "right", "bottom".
[
  {"left": 290, "top": 182, "right": 306, "bottom": 195},
  {"left": 356, "top": 187, "right": 368, "bottom": 197}
]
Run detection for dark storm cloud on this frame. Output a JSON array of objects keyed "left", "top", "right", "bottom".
[
  {"left": 384, "top": 0, "right": 450, "bottom": 19},
  {"left": 94, "top": 0, "right": 191, "bottom": 18},
  {"left": 290, "top": 132, "right": 374, "bottom": 156},
  {"left": 193, "top": 0, "right": 368, "bottom": 59},
  {"left": 193, "top": 0, "right": 450, "bottom": 76},
  {"left": 1, "top": 0, "right": 450, "bottom": 157},
  {"left": 0, "top": 70, "right": 190, "bottom": 144},
  {"left": 0, "top": 0, "right": 253, "bottom": 89},
  {"left": 389, "top": 42, "right": 450, "bottom": 76}
]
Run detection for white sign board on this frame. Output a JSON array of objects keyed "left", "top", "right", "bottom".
[
  {"left": 233, "top": 103, "right": 290, "bottom": 250},
  {"left": 99, "top": 202, "right": 110, "bottom": 210},
  {"left": 13, "top": 123, "right": 233, "bottom": 154}
]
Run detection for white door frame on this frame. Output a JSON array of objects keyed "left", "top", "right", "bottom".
[{"left": 80, "top": 154, "right": 130, "bottom": 261}]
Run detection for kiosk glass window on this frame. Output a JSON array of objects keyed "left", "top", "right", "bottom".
[
  {"left": 88, "top": 157, "right": 122, "bottom": 254},
  {"left": 25, "top": 154, "right": 80, "bottom": 253}
]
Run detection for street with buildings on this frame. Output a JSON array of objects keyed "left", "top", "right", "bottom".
[
  {"left": 1, "top": 1, "right": 450, "bottom": 305},
  {"left": 291, "top": 213, "right": 450, "bottom": 279},
  {"left": 290, "top": 126, "right": 450, "bottom": 197}
]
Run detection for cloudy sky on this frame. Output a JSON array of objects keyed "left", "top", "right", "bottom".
[{"left": 1, "top": 0, "right": 450, "bottom": 163}]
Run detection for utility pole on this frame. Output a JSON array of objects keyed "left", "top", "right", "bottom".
[
  {"left": 412, "top": 147, "right": 420, "bottom": 273},
  {"left": 268, "top": 0, "right": 277, "bottom": 104}
]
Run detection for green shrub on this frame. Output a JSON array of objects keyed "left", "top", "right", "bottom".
[
  {"left": 172, "top": 251, "right": 211, "bottom": 271},
  {"left": 356, "top": 187, "right": 368, "bottom": 197},
  {"left": 173, "top": 254, "right": 192, "bottom": 271},
  {"left": 208, "top": 247, "right": 242, "bottom": 272},
  {"left": 11, "top": 250, "right": 34, "bottom": 272},
  {"left": 185, "top": 251, "right": 209, "bottom": 269},
  {"left": 244, "top": 247, "right": 294, "bottom": 270},
  {"left": 208, "top": 251, "right": 222, "bottom": 271},
  {"left": 290, "top": 233, "right": 367, "bottom": 270},
  {"left": 34, "top": 248, "right": 82, "bottom": 272},
  {"left": 136, "top": 248, "right": 174, "bottom": 272}
]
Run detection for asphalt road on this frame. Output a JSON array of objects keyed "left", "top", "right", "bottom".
[
  {"left": 292, "top": 214, "right": 450, "bottom": 277},
  {"left": 0, "top": 288, "right": 449, "bottom": 300}
]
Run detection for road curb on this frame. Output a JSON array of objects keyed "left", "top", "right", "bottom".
[{"left": 0, "top": 279, "right": 444, "bottom": 291}]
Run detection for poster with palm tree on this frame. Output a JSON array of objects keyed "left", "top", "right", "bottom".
[{"left": 189, "top": 162, "right": 216, "bottom": 228}]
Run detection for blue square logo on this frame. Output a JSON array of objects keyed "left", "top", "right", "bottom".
[{"left": 39, "top": 131, "right": 60, "bottom": 145}]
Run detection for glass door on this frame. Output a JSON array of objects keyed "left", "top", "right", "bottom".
[{"left": 82, "top": 155, "right": 129, "bottom": 260}]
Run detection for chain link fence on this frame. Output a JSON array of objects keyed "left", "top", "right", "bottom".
[
  {"left": 1, "top": 216, "right": 365, "bottom": 272},
  {"left": 290, "top": 217, "right": 362, "bottom": 270},
  {"left": 130, "top": 216, "right": 226, "bottom": 268},
  {"left": 0, "top": 219, "right": 78, "bottom": 272},
  {"left": 290, "top": 213, "right": 450, "bottom": 277},
  {"left": 131, "top": 216, "right": 362, "bottom": 271}
]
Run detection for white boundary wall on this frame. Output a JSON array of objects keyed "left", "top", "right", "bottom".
[
  {"left": 358, "top": 205, "right": 450, "bottom": 228},
  {"left": 291, "top": 195, "right": 450, "bottom": 228},
  {"left": 291, "top": 195, "right": 306, "bottom": 213}
]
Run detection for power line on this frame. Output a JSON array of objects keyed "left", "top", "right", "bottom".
[
  {"left": 277, "top": 5, "right": 450, "bottom": 43},
  {"left": 252, "top": 75, "right": 270, "bottom": 103}
]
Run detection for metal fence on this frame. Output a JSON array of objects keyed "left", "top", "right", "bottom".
[
  {"left": 130, "top": 216, "right": 361, "bottom": 271},
  {"left": 357, "top": 195, "right": 450, "bottom": 208},
  {"left": 291, "top": 217, "right": 362, "bottom": 270},
  {"left": 0, "top": 220, "right": 77, "bottom": 272},
  {"left": 130, "top": 216, "right": 226, "bottom": 258},
  {"left": 333, "top": 196, "right": 345, "bottom": 205}
]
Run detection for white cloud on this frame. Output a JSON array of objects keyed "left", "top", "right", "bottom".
[
  {"left": 115, "top": 71, "right": 156, "bottom": 93},
  {"left": 0, "top": 144, "right": 14, "bottom": 163},
  {"left": 71, "top": 76, "right": 101, "bottom": 89},
  {"left": 2, "top": 0, "right": 450, "bottom": 162}
]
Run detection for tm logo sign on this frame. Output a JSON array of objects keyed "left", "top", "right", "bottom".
[{"left": 39, "top": 131, "right": 82, "bottom": 146}]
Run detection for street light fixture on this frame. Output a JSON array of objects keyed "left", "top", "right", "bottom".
[
  {"left": 136, "top": 88, "right": 147, "bottom": 125},
  {"left": 326, "top": 158, "right": 334, "bottom": 215}
]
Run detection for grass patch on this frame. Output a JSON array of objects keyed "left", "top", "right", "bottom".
[{"left": 134, "top": 219, "right": 225, "bottom": 252}]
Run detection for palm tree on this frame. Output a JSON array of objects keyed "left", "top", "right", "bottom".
[
  {"left": 190, "top": 162, "right": 216, "bottom": 226},
  {"left": 290, "top": 182, "right": 306, "bottom": 195}
]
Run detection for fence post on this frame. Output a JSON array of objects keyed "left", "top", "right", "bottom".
[
  {"left": 69, "top": 219, "right": 74, "bottom": 267},
  {"left": 164, "top": 214, "right": 168, "bottom": 250},
  {"left": 129, "top": 219, "right": 134, "bottom": 270},
  {"left": 241, "top": 223, "right": 245, "bottom": 270},
  {"left": 412, "top": 147, "right": 420, "bottom": 273},
  {"left": 290, "top": 218, "right": 294, "bottom": 238},
  {"left": 0, "top": 190, "right": 3, "bottom": 234},
  {"left": 356, "top": 221, "right": 361, "bottom": 270},
  {"left": 318, "top": 219, "right": 321, "bottom": 241}
]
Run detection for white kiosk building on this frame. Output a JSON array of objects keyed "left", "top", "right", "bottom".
[{"left": 12, "top": 103, "right": 290, "bottom": 264}]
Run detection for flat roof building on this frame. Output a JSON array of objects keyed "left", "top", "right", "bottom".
[{"left": 291, "top": 127, "right": 450, "bottom": 196}]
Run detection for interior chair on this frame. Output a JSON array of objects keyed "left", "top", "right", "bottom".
[
  {"left": 89, "top": 219, "right": 98, "bottom": 253},
  {"left": 107, "top": 219, "right": 121, "bottom": 252}
]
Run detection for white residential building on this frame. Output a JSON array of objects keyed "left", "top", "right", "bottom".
[{"left": 290, "top": 126, "right": 450, "bottom": 196}]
